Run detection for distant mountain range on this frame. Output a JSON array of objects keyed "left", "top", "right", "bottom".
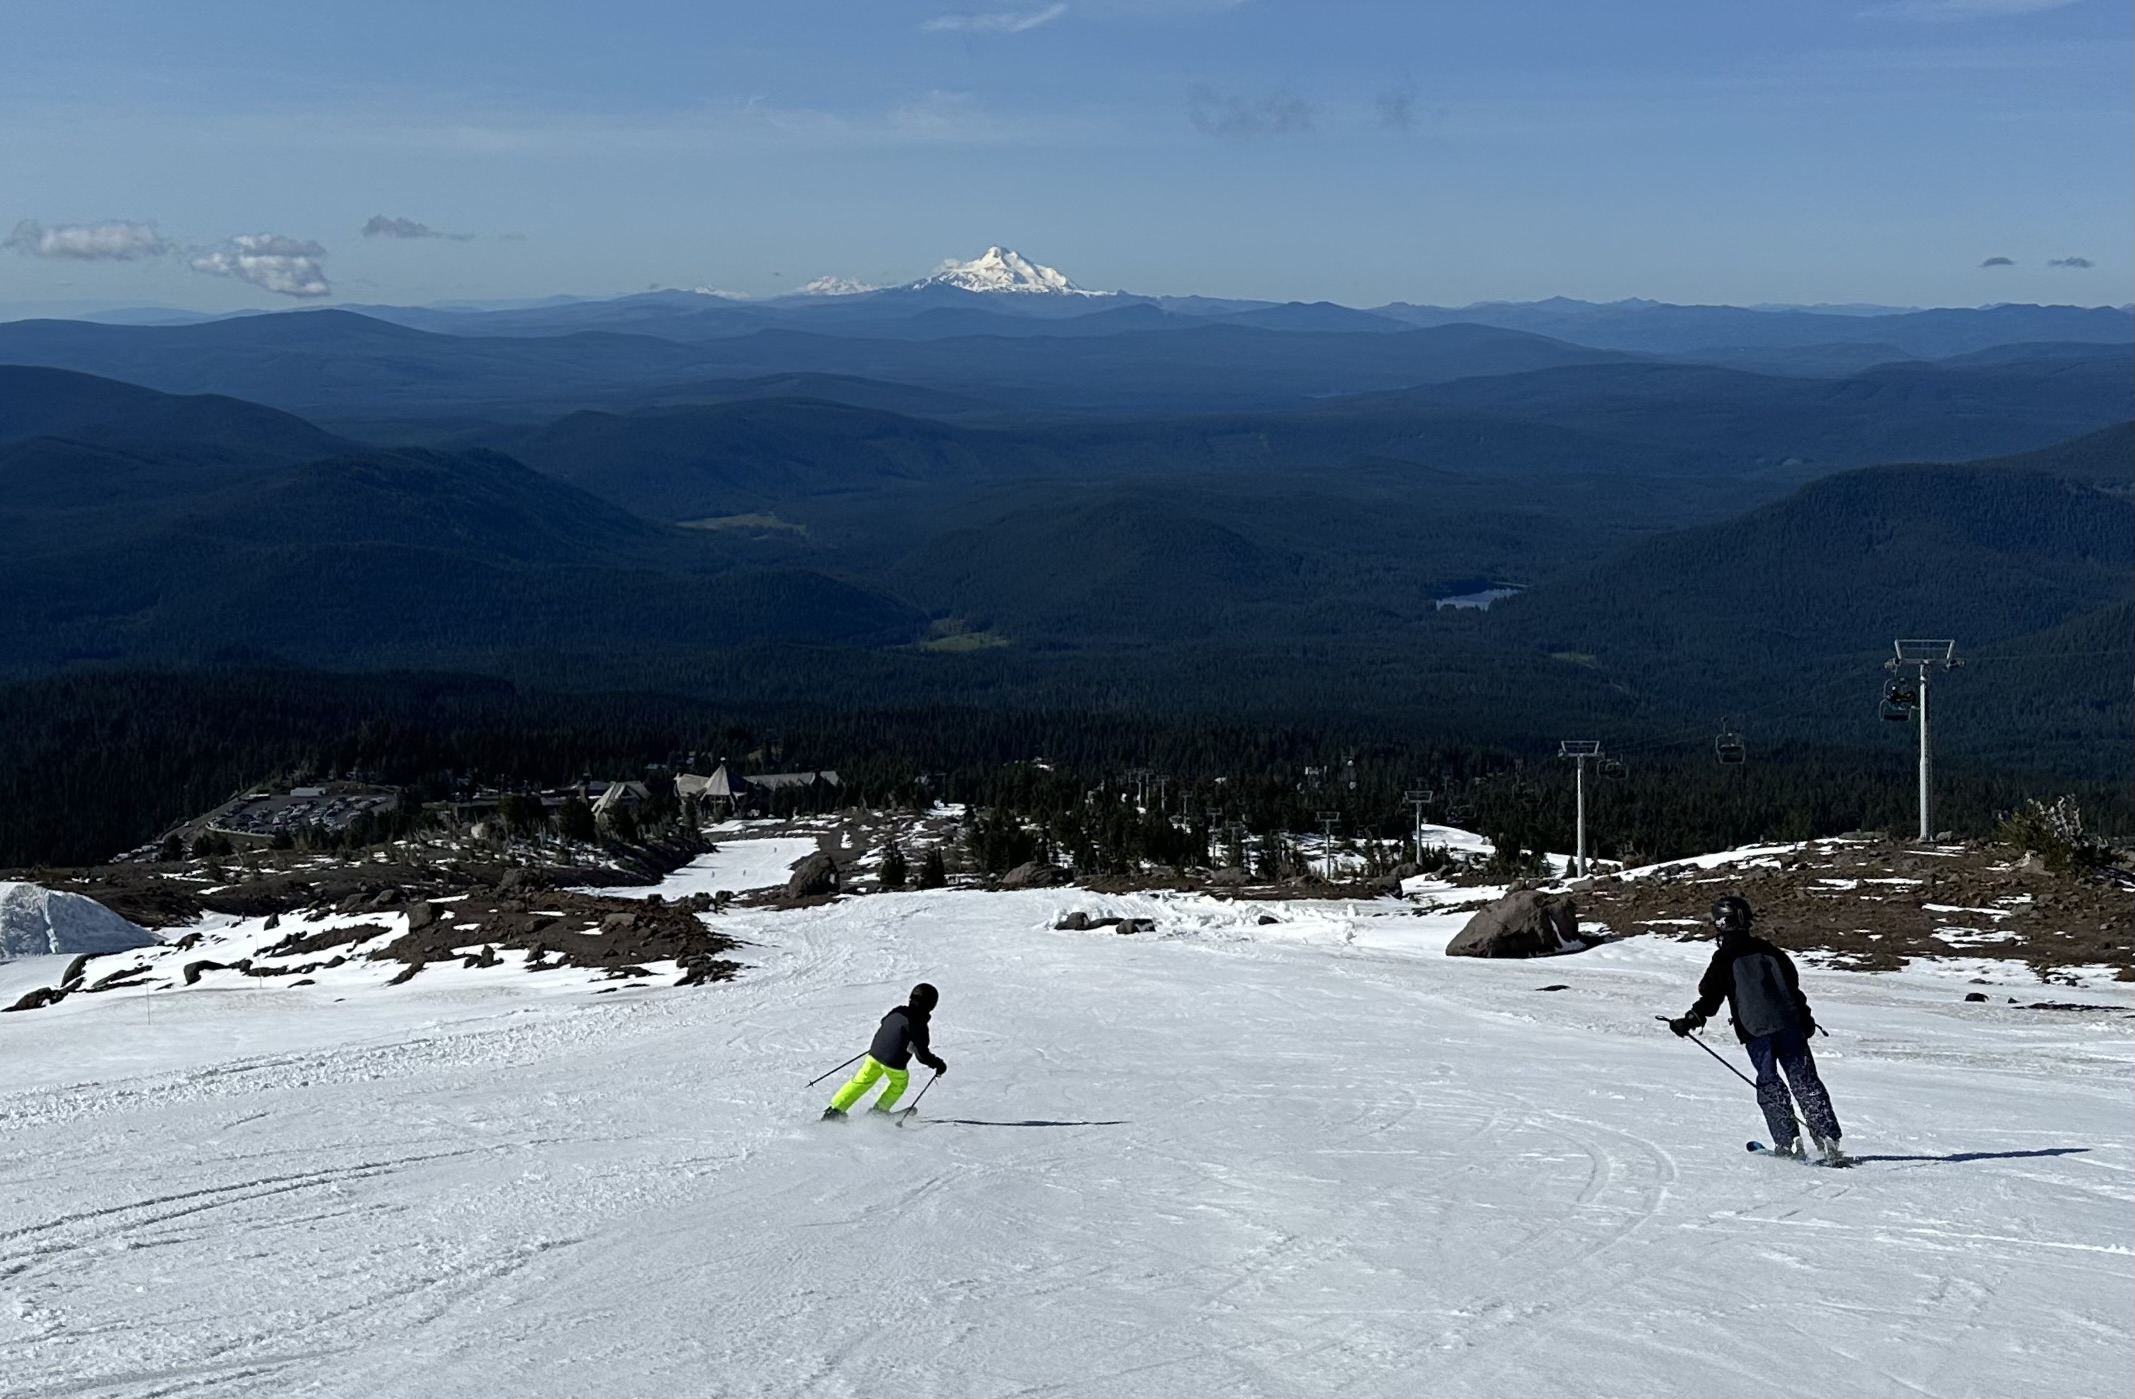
[
  {"left": 16, "top": 246, "right": 2128, "bottom": 362},
  {"left": 0, "top": 259, "right": 2125, "bottom": 784}
]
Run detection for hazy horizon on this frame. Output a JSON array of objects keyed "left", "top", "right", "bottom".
[{"left": 4, "top": 2, "right": 2129, "bottom": 314}]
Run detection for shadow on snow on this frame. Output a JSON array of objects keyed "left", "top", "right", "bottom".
[
  {"left": 935, "top": 1118, "right": 1130, "bottom": 1129},
  {"left": 1849, "top": 1147, "right": 2092, "bottom": 1165}
]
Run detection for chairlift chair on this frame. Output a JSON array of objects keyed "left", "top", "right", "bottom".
[
  {"left": 1715, "top": 720, "right": 1746, "bottom": 766},
  {"left": 1880, "top": 681, "right": 1918, "bottom": 722},
  {"left": 1601, "top": 758, "right": 1626, "bottom": 780}
]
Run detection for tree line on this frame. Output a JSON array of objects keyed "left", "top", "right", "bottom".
[{"left": 8, "top": 665, "right": 2125, "bottom": 874}]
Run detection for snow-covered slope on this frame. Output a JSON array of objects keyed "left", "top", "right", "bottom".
[
  {"left": 914, "top": 246, "right": 1104, "bottom": 296},
  {"left": 1, "top": 843, "right": 2127, "bottom": 1397},
  {"left": 0, "top": 882, "right": 156, "bottom": 960},
  {"left": 793, "top": 275, "right": 879, "bottom": 297}
]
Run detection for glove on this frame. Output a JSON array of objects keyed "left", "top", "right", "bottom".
[
  {"left": 926, "top": 1058, "right": 948, "bottom": 1076},
  {"left": 1667, "top": 1012, "right": 1704, "bottom": 1038},
  {"left": 1804, "top": 1021, "right": 1820, "bottom": 1038}
]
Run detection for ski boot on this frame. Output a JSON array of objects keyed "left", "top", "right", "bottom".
[
  {"left": 820, "top": 1107, "right": 848, "bottom": 1123},
  {"left": 1811, "top": 1135, "right": 1853, "bottom": 1167},
  {"left": 1773, "top": 1138, "right": 1806, "bottom": 1161},
  {"left": 866, "top": 1105, "right": 895, "bottom": 1118}
]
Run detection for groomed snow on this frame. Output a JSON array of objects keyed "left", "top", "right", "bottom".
[
  {"left": 2, "top": 845, "right": 2128, "bottom": 1397},
  {"left": 576, "top": 835, "right": 821, "bottom": 901}
]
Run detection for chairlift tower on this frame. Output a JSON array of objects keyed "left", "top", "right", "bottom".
[
  {"left": 1403, "top": 788, "right": 1433, "bottom": 860},
  {"left": 1558, "top": 741, "right": 1602, "bottom": 877},
  {"left": 1316, "top": 811, "right": 1342, "bottom": 882},
  {"left": 1888, "top": 640, "right": 1960, "bottom": 842}
]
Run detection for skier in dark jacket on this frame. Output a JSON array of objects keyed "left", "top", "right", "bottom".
[
  {"left": 822, "top": 982, "right": 948, "bottom": 1121},
  {"left": 1669, "top": 896, "right": 1848, "bottom": 1163}
]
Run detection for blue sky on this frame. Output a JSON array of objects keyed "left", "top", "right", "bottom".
[{"left": 1, "top": 0, "right": 2127, "bottom": 311}]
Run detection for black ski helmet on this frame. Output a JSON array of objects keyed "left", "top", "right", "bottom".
[
  {"left": 909, "top": 982, "right": 939, "bottom": 1011},
  {"left": 1710, "top": 895, "right": 1754, "bottom": 935}
]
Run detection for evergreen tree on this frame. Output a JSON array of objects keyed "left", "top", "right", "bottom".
[
  {"left": 556, "top": 796, "right": 598, "bottom": 844},
  {"left": 498, "top": 792, "right": 548, "bottom": 835},
  {"left": 879, "top": 840, "right": 908, "bottom": 889},
  {"left": 917, "top": 846, "right": 948, "bottom": 889}
]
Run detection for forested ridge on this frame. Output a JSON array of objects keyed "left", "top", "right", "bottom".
[
  {"left": 1, "top": 311, "right": 2124, "bottom": 871},
  {"left": 4, "top": 665, "right": 2122, "bottom": 871}
]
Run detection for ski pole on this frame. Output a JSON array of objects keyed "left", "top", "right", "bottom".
[
  {"left": 896, "top": 1071, "right": 941, "bottom": 1126},
  {"left": 1656, "top": 1017, "right": 1803, "bottom": 1132},
  {"left": 806, "top": 1051, "right": 867, "bottom": 1088}
]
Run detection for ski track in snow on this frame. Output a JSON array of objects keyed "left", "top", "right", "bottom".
[{"left": 2, "top": 845, "right": 2130, "bottom": 1398}]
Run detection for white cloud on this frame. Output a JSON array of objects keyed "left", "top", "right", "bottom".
[
  {"left": 923, "top": 4, "right": 1068, "bottom": 34},
  {"left": 1864, "top": 0, "right": 2083, "bottom": 19},
  {"left": 891, "top": 90, "right": 991, "bottom": 139},
  {"left": 4, "top": 219, "right": 169, "bottom": 261},
  {"left": 1189, "top": 87, "right": 1313, "bottom": 140},
  {"left": 362, "top": 214, "right": 473, "bottom": 241},
  {"left": 189, "top": 233, "right": 332, "bottom": 298},
  {"left": 1374, "top": 87, "right": 1417, "bottom": 132}
]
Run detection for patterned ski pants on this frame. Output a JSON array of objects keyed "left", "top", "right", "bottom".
[
  {"left": 828, "top": 1056, "right": 910, "bottom": 1112},
  {"left": 1745, "top": 1029, "right": 1842, "bottom": 1147}
]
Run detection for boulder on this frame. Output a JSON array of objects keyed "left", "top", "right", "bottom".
[
  {"left": 1055, "top": 911, "right": 1091, "bottom": 931},
  {"left": 1206, "top": 867, "right": 1250, "bottom": 888},
  {"left": 1000, "top": 861, "right": 1069, "bottom": 890},
  {"left": 182, "top": 958, "right": 250, "bottom": 985},
  {"left": 3, "top": 985, "right": 65, "bottom": 1012},
  {"left": 786, "top": 852, "right": 840, "bottom": 899},
  {"left": 405, "top": 901, "right": 438, "bottom": 932},
  {"left": 497, "top": 867, "right": 551, "bottom": 895},
  {"left": 1445, "top": 890, "right": 1590, "bottom": 959}
]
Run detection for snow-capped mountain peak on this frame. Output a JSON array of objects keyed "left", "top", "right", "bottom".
[
  {"left": 914, "top": 247, "right": 1101, "bottom": 296},
  {"left": 794, "top": 275, "right": 880, "bottom": 297}
]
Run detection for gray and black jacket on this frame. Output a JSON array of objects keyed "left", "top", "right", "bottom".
[
  {"left": 1690, "top": 933, "right": 1816, "bottom": 1043},
  {"left": 869, "top": 1004, "right": 945, "bottom": 1072}
]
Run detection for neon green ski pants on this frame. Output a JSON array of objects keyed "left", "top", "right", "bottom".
[{"left": 828, "top": 1055, "right": 911, "bottom": 1112}]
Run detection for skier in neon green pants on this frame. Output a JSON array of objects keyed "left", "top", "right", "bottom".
[{"left": 823, "top": 983, "right": 947, "bottom": 1120}]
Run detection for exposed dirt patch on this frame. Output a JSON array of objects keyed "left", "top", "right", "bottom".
[
  {"left": 1572, "top": 837, "right": 2132, "bottom": 977},
  {"left": 370, "top": 892, "right": 739, "bottom": 984},
  {"left": 21, "top": 832, "right": 710, "bottom": 929}
]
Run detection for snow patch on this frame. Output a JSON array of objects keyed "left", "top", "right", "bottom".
[{"left": 0, "top": 883, "right": 158, "bottom": 960}]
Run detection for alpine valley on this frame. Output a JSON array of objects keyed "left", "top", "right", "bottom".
[{"left": 0, "top": 249, "right": 2129, "bottom": 868}]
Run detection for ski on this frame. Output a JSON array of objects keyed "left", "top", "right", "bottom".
[{"left": 1748, "top": 1140, "right": 1855, "bottom": 1168}]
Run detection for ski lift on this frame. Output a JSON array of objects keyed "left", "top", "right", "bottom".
[
  {"left": 1601, "top": 757, "right": 1626, "bottom": 780},
  {"left": 1880, "top": 681, "right": 1917, "bottom": 722},
  {"left": 1715, "top": 720, "right": 1746, "bottom": 766}
]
